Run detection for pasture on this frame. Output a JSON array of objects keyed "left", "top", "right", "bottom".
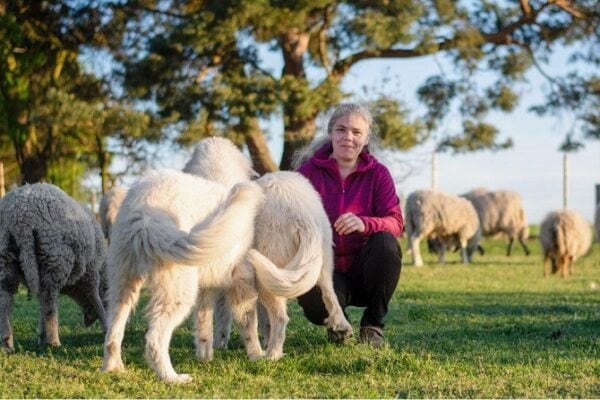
[{"left": 1, "top": 235, "right": 599, "bottom": 398}]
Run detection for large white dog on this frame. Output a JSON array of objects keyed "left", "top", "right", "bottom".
[
  {"left": 198, "top": 171, "right": 353, "bottom": 360},
  {"left": 102, "top": 138, "right": 265, "bottom": 383}
]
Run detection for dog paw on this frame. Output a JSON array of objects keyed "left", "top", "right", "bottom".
[
  {"left": 102, "top": 358, "right": 125, "bottom": 372},
  {"left": 265, "top": 350, "right": 284, "bottom": 360},
  {"left": 247, "top": 350, "right": 265, "bottom": 361},
  {"left": 165, "top": 373, "right": 193, "bottom": 384}
]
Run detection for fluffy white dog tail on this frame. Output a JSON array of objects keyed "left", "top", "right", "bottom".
[
  {"left": 246, "top": 232, "right": 323, "bottom": 299},
  {"left": 118, "top": 181, "right": 264, "bottom": 273}
]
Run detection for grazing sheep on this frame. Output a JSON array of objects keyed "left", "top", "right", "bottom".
[
  {"left": 0, "top": 183, "right": 107, "bottom": 351},
  {"left": 405, "top": 189, "right": 481, "bottom": 267},
  {"left": 595, "top": 203, "right": 600, "bottom": 242},
  {"left": 462, "top": 188, "right": 530, "bottom": 256},
  {"left": 539, "top": 210, "right": 592, "bottom": 278},
  {"left": 102, "top": 137, "right": 265, "bottom": 383},
  {"left": 99, "top": 186, "right": 128, "bottom": 240}
]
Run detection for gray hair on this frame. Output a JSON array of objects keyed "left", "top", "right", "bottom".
[
  {"left": 326, "top": 103, "right": 374, "bottom": 137},
  {"left": 292, "top": 103, "right": 380, "bottom": 169}
]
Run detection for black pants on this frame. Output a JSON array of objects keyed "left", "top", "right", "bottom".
[{"left": 297, "top": 231, "right": 402, "bottom": 328}]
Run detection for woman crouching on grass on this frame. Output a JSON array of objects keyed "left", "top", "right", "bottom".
[{"left": 294, "top": 102, "right": 404, "bottom": 347}]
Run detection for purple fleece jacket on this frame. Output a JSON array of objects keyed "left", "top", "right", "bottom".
[{"left": 297, "top": 142, "right": 404, "bottom": 273}]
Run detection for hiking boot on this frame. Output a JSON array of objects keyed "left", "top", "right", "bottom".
[
  {"left": 359, "top": 326, "right": 385, "bottom": 348},
  {"left": 327, "top": 328, "right": 353, "bottom": 345}
]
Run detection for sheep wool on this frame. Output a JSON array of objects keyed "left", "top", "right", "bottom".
[
  {"left": 0, "top": 183, "right": 107, "bottom": 351},
  {"left": 462, "top": 188, "right": 530, "bottom": 256},
  {"left": 539, "top": 209, "right": 592, "bottom": 277},
  {"left": 405, "top": 189, "right": 481, "bottom": 267}
]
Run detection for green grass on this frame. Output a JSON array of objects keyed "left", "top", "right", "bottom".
[{"left": 1, "top": 237, "right": 599, "bottom": 398}]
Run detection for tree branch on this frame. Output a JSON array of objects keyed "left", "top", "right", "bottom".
[{"left": 330, "top": 0, "right": 581, "bottom": 81}]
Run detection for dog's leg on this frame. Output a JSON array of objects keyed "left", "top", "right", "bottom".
[
  {"left": 318, "top": 246, "right": 352, "bottom": 338},
  {"left": 213, "top": 291, "right": 232, "bottom": 351},
  {"left": 317, "top": 264, "right": 353, "bottom": 340},
  {"left": 194, "top": 289, "right": 215, "bottom": 361},
  {"left": 145, "top": 268, "right": 197, "bottom": 383},
  {"left": 226, "top": 261, "right": 263, "bottom": 360},
  {"left": 259, "top": 290, "right": 288, "bottom": 360},
  {"left": 102, "top": 272, "right": 144, "bottom": 373}
]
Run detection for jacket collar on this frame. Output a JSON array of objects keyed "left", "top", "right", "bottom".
[{"left": 310, "top": 142, "right": 375, "bottom": 173}]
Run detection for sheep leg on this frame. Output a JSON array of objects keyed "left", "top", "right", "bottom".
[
  {"left": 39, "top": 289, "right": 60, "bottom": 347},
  {"left": 226, "top": 262, "right": 263, "bottom": 360},
  {"left": 561, "top": 255, "right": 571, "bottom": 278},
  {"left": 102, "top": 273, "right": 144, "bottom": 373},
  {"left": 519, "top": 237, "right": 530, "bottom": 256},
  {"left": 543, "top": 254, "right": 551, "bottom": 277},
  {"left": 506, "top": 238, "right": 514, "bottom": 257},
  {"left": 410, "top": 234, "right": 424, "bottom": 267},
  {"left": 194, "top": 289, "right": 215, "bottom": 361},
  {"left": 87, "top": 289, "right": 108, "bottom": 333},
  {"left": 438, "top": 245, "right": 446, "bottom": 264},
  {"left": 213, "top": 291, "right": 232, "bottom": 350},
  {"left": 259, "top": 290, "right": 288, "bottom": 360},
  {"left": 0, "top": 287, "right": 15, "bottom": 352},
  {"left": 459, "top": 239, "right": 469, "bottom": 264},
  {"left": 0, "top": 262, "right": 18, "bottom": 352}
]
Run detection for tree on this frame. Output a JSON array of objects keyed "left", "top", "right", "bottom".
[
  {"left": 105, "top": 0, "right": 598, "bottom": 172},
  {"left": 0, "top": 0, "right": 157, "bottom": 197}
]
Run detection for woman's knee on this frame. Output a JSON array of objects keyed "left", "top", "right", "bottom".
[{"left": 370, "top": 232, "right": 402, "bottom": 263}]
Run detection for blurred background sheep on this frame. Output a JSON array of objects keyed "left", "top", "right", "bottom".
[
  {"left": 539, "top": 209, "right": 592, "bottom": 278},
  {"left": 462, "top": 188, "right": 530, "bottom": 256},
  {"left": 405, "top": 189, "right": 481, "bottom": 267},
  {"left": 0, "top": 183, "right": 107, "bottom": 351}
]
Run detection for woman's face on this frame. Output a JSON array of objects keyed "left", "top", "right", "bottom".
[{"left": 330, "top": 113, "right": 370, "bottom": 164}]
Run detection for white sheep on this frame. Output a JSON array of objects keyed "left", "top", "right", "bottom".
[
  {"left": 539, "top": 209, "right": 592, "bottom": 278},
  {"left": 0, "top": 183, "right": 107, "bottom": 351},
  {"left": 405, "top": 189, "right": 481, "bottom": 267},
  {"left": 462, "top": 188, "right": 530, "bottom": 256},
  {"left": 98, "top": 185, "right": 128, "bottom": 240}
]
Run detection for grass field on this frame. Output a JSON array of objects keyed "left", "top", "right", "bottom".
[{"left": 1, "top": 235, "right": 599, "bottom": 398}]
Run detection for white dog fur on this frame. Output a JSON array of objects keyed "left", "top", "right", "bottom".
[
  {"left": 203, "top": 171, "right": 353, "bottom": 360},
  {"left": 102, "top": 138, "right": 265, "bottom": 383}
]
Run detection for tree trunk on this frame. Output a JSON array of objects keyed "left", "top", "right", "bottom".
[
  {"left": 279, "top": 29, "right": 318, "bottom": 170},
  {"left": 244, "top": 118, "right": 278, "bottom": 175},
  {"left": 96, "top": 134, "right": 110, "bottom": 194},
  {"left": 280, "top": 117, "right": 316, "bottom": 170}
]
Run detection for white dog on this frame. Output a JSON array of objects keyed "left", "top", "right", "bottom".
[
  {"left": 201, "top": 171, "right": 353, "bottom": 360},
  {"left": 102, "top": 139, "right": 265, "bottom": 383}
]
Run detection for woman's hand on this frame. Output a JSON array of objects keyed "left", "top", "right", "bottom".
[{"left": 334, "top": 212, "right": 365, "bottom": 235}]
